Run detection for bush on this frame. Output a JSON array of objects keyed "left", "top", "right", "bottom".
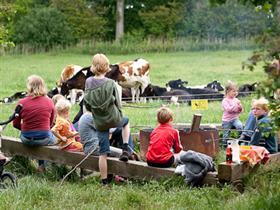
[{"left": 13, "top": 7, "right": 74, "bottom": 50}]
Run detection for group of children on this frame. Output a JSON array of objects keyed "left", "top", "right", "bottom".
[
  {"left": 221, "top": 81, "right": 278, "bottom": 154},
  {"left": 10, "top": 53, "right": 279, "bottom": 184}
]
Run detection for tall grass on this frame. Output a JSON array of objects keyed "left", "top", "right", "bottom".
[{"left": 4, "top": 37, "right": 257, "bottom": 56}]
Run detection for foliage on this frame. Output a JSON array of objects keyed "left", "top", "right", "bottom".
[
  {"left": 177, "top": 0, "right": 269, "bottom": 40},
  {"left": 139, "top": 1, "right": 183, "bottom": 38},
  {"left": 211, "top": 0, "right": 280, "bottom": 129},
  {"left": 51, "top": 0, "right": 108, "bottom": 40},
  {"left": 13, "top": 7, "right": 74, "bottom": 50}
]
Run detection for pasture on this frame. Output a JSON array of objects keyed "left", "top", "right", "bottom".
[{"left": 1, "top": 50, "right": 279, "bottom": 210}]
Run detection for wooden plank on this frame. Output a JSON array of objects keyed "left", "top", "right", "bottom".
[
  {"left": 0, "top": 136, "right": 217, "bottom": 184},
  {"left": 190, "top": 114, "right": 202, "bottom": 132},
  {"left": 1, "top": 136, "right": 174, "bottom": 180}
]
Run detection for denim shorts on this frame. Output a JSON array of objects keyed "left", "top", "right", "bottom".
[
  {"left": 97, "top": 117, "right": 129, "bottom": 155},
  {"left": 20, "top": 133, "right": 56, "bottom": 146}
]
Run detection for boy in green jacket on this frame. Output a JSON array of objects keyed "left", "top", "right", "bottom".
[{"left": 84, "top": 53, "right": 130, "bottom": 185}]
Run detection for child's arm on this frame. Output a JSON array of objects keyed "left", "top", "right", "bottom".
[
  {"left": 66, "top": 131, "right": 79, "bottom": 138},
  {"left": 222, "top": 98, "right": 241, "bottom": 113},
  {"left": 173, "top": 130, "right": 183, "bottom": 153},
  {"left": 51, "top": 128, "right": 67, "bottom": 142}
]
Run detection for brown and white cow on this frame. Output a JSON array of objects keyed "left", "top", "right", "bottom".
[
  {"left": 60, "top": 58, "right": 150, "bottom": 103},
  {"left": 110, "top": 58, "right": 150, "bottom": 102},
  {"left": 57, "top": 64, "right": 84, "bottom": 104}
]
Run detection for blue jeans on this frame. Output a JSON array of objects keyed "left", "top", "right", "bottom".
[
  {"left": 97, "top": 117, "right": 131, "bottom": 155},
  {"left": 242, "top": 111, "right": 256, "bottom": 138},
  {"left": 222, "top": 119, "right": 243, "bottom": 146},
  {"left": 20, "top": 133, "right": 56, "bottom": 166},
  {"left": 78, "top": 113, "right": 100, "bottom": 155}
]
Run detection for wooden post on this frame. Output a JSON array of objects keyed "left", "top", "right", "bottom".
[{"left": 190, "top": 114, "right": 202, "bottom": 132}]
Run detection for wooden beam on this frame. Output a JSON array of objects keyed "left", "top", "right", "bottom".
[
  {"left": 0, "top": 136, "right": 217, "bottom": 184},
  {"left": 1, "top": 136, "right": 175, "bottom": 180},
  {"left": 218, "top": 152, "right": 280, "bottom": 182}
]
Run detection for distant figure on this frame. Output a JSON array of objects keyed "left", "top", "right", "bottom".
[
  {"left": 13, "top": 75, "right": 56, "bottom": 172},
  {"left": 221, "top": 81, "right": 243, "bottom": 147},
  {"left": 146, "top": 107, "right": 183, "bottom": 168},
  {"left": 249, "top": 98, "right": 278, "bottom": 154}
]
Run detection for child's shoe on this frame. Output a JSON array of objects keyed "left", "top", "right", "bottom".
[
  {"left": 119, "top": 143, "right": 129, "bottom": 162},
  {"left": 36, "top": 165, "right": 46, "bottom": 173}
]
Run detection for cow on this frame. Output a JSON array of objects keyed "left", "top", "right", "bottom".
[
  {"left": 141, "top": 84, "right": 191, "bottom": 104},
  {"left": 57, "top": 64, "right": 85, "bottom": 104},
  {"left": 110, "top": 58, "right": 151, "bottom": 102},
  {"left": 60, "top": 58, "right": 150, "bottom": 103},
  {"left": 238, "top": 82, "right": 258, "bottom": 97},
  {"left": 166, "top": 79, "right": 224, "bottom": 101},
  {"left": 0, "top": 91, "right": 27, "bottom": 103},
  {"left": 205, "top": 80, "right": 224, "bottom": 91},
  {"left": 165, "top": 79, "right": 188, "bottom": 90}
]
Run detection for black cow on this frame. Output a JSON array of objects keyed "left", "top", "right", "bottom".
[
  {"left": 166, "top": 79, "right": 188, "bottom": 89},
  {"left": 0, "top": 91, "right": 27, "bottom": 103},
  {"left": 238, "top": 82, "right": 258, "bottom": 97},
  {"left": 205, "top": 80, "right": 224, "bottom": 91},
  {"left": 141, "top": 84, "right": 167, "bottom": 98}
]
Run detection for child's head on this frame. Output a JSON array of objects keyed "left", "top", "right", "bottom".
[
  {"left": 157, "top": 107, "right": 174, "bottom": 124},
  {"left": 91, "top": 53, "right": 110, "bottom": 76},
  {"left": 55, "top": 99, "right": 71, "bottom": 116},
  {"left": 225, "top": 81, "right": 238, "bottom": 97},
  {"left": 26, "top": 75, "right": 47, "bottom": 97},
  {"left": 251, "top": 97, "right": 269, "bottom": 117},
  {"left": 52, "top": 94, "right": 66, "bottom": 106}
]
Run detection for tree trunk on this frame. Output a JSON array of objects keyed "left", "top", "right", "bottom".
[{"left": 116, "top": 0, "right": 124, "bottom": 40}]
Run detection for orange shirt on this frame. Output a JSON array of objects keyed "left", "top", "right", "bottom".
[{"left": 52, "top": 116, "right": 78, "bottom": 149}]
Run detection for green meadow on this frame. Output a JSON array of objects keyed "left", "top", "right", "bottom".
[{"left": 1, "top": 50, "right": 280, "bottom": 210}]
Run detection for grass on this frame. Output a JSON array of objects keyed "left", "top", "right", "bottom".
[{"left": 1, "top": 50, "right": 279, "bottom": 210}]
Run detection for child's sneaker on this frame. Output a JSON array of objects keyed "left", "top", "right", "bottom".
[
  {"left": 119, "top": 143, "right": 129, "bottom": 162},
  {"left": 119, "top": 150, "right": 129, "bottom": 162},
  {"left": 114, "top": 175, "right": 125, "bottom": 183}
]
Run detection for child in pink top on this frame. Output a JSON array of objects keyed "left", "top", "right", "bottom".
[{"left": 222, "top": 81, "right": 243, "bottom": 147}]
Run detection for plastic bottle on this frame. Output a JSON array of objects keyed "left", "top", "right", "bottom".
[
  {"left": 226, "top": 147, "right": 232, "bottom": 164},
  {"left": 231, "top": 139, "right": 240, "bottom": 164}
]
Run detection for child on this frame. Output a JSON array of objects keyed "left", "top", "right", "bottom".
[
  {"left": 222, "top": 81, "right": 243, "bottom": 147},
  {"left": 146, "top": 107, "right": 183, "bottom": 168},
  {"left": 51, "top": 99, "right": 83, "bottom": 151},
  {"left": 83, "top": 53, "right": 131, "bottom": 185},
  {"left": 52, "top": 94, "right": 81, "bottom": 142},
  {"left": 249, "top": 97, "right": 278, "bottom": 154}
]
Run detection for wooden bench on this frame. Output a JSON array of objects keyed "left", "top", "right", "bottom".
[{"left": 0, "top": 135, "right": 218, "bottom": 184}]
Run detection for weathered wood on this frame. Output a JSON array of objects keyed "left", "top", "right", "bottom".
[
  {"left": 190, "top": 114, "right": 202, "bottom": 132},
  {"left": 218, "top": 152, "right": 280, "bottom": 182},
  {"left": 0, "top": 136, "right": 217, "bottom": 184}
]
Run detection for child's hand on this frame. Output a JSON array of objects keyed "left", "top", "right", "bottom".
[{"left": 61, "top": 136, "right": 68, "bottom": 142}]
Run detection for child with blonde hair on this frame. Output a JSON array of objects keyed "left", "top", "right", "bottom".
[
  {"left": 51, "top": 99, "right": 83, "bottom": 151},
  {"left": 146, "top": 106, "right": 183, "bottom": 168},
  {"left": 249, "top": 97, "right": 278, "bottom": 153},
  {"left": 222, "top": 81, "right": 243, "bottom": 147},
  {"left": 84, "top": 53, "right": 131, "bottom": 185}
]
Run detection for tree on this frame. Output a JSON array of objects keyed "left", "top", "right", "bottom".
[
  {"left": 115, "top": 0, "right": 124, "bottom": 40},
  {"left": 13, "top": 7, "right": 74, "bottom": 50}
]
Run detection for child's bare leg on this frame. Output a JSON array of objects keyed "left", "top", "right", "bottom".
[
  {"left": 119, "top": 121, "right": 130, "bottom": 162},
  {"left": 122, "top": 123, "right": 130, "bottom": 144},
  {"left": 99, "top": 154, "right": 108, "bottom": 183}
]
